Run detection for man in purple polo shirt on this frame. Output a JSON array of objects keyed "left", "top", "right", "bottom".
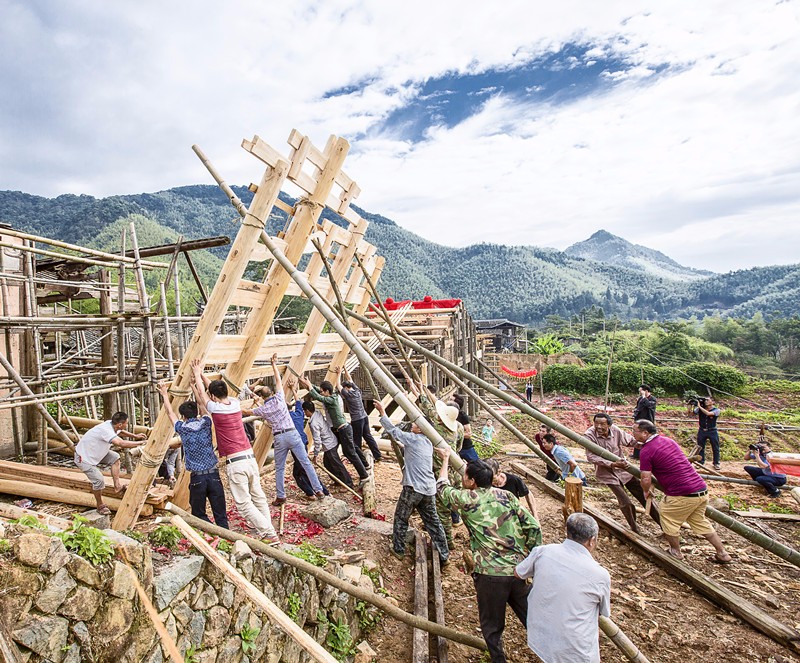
[{"left": 632, "top": 420, "right": 732, "bottom": 564}]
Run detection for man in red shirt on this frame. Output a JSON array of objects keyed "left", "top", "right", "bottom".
[
  {"left": 192, "top": 359, "right": 278, "bottom": 544},
  {"left": 633, "top": 419, "right": 731, "bottom": 563}
]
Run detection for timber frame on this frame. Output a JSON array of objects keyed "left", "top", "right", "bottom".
[{"left": 113, "top": 129, "right": 384, "bottom": 529}]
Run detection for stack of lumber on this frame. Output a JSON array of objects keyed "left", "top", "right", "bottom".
[{"left": 0, "top": 460, "right": 168, "bottom": 514}]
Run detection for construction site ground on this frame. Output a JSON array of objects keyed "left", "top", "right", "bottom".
[{"left": 3, "top": 392, "right": 799, "bottom": 662}]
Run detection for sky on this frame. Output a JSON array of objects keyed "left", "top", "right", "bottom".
[{"left": 1, "top": 1, "right": 799, "bottom": 273}]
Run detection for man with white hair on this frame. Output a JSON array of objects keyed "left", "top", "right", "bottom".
[{"left": 515, "top": 513, "right": 611, "bottom": 663}]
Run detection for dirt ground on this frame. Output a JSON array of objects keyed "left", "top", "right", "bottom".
[{"left": 7, "top": 390, "right": 800, "bottom": 662}]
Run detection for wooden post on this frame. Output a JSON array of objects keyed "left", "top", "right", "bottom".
[
  {"left": 563, "top": 476, "right": 584, "bottom": 521},
  {"left": 361, "top": 449, "right": 377, "bottom": 517},
  {"left": 99, "top": 269, "right": 116, "bottom": 417},
  {"left": 430, "top": 536, "right": 449, "bottom": 663},
  {"left": 170, "top": 515, "right": 339, "bottom": 663},
  {"left": 412, "top": 532, "right": 429, "bottom": 663},
  {"left": 159, "top": 282, "right": 175, "bottom": 379}
]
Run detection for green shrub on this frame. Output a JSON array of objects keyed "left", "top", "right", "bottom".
[
  {"left": 286, "top": 592, "right": 301, "bottom": 621},
  {"left": 541, "top": 362, "right": 748, "bottom": 397},
  {"left": 0, "top": 539, "right": 11, "bottom": 554},
  {"left": 57, "top": 516, "right": 114, "bottom": 565},
  {"left": 149, "top": 524, "right": 182, "bottom": 550},
  {"left": 356, "top": 600, "right": 382, "bottom": 632},
  {"left": 288, "top": 542, "right": 328, "bottom": 567},
  {"left": 239, "top": 624, "right": 260, "bottom": 655},
  {"left": 13, "top": 515, "right": 48, "bottom": 530}
]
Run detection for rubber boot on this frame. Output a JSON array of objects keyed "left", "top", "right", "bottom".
[{"left": 621, "top": 504, "right": 639, "bottom": 533}]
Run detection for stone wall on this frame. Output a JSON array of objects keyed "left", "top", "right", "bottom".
[{"left": 0, "top": 525, "right": 367, "bottom": 662}]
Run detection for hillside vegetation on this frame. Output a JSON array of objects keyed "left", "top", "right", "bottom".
[{"left": 2, "top": 186, "right": 799, "bottom": 324}]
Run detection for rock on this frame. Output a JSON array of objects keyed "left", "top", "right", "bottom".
[
  {"left": 341, "top": 564, "right": 362, "bottom": 584},
  {"left": 62, "top": 643, "right": 82, "bottom": 663},
  {"left": 300, "top": 497, "right": 351, "bottom": 528},
  {"left": 355, "top": 517, "right": 393, "bottom": 537},
  {"left": 66, "top": 554, "right": 102, "bottom": 588},
  {"left": 362, "top": 559, "right": 378, "bottom": 573},
  {"left": 59, "top": 586, "right": 101, "bottom": 621},
  {"left": 218, "top": 636, "right": 244, "bottom": 663},
  {"left": 152, "top": 555, "right": 203, "bottom": 610},
  {"left": 238, "top": 556, "right": 254, "bottom": 581},
  {"left": 195, "top": 647, "right": 218, "bottom": 663},
  {"left": 709, "top": 498, "right": 731, "bottom": 512},
  {"left": 184, "top": 610, "right": 206, "bottom": 647},
  {"left": 143, "top": 646, "right": 164, "bottom": 663},
  {"left": 161, "top": 610, "right": 177, "bottom": 643},
  {"left": 108, "top": 560, "right": 138, "bottom": 600},
  {"left": 2, "top": 564, "right": 43, "bottom": 596},
  {"left": 35, "top": 567, "right": 77, "bottom": 614},
  {"left": 355, "top": 641, "right": 377, "bottom": 663},
  {"left": 12, "top": 614, "right": 69, "bottom": 662},
  {"left": 92, "top": 597, "right": 135, "bottom": 641},
  {"left": 329, "top": 550, "right": 365, "bottom": 564},
  {"left": 172, "top": 600, "right": 194, "bottom": 627},
  {"left": 80, "top": 508, "right": 111, "bottom": 530},
  {"left": 71, "top": 622, "right": 92, "bottom": 660},
  {"left": 358, "top": 574, "right": 375, "bottom": 594},
  {"left": 202, "top": 605, "right": 232, "bottom": 647},
  {"left": 0, "top": 521, "right": 5, "bottom": 537},
  {"left": 233, "top": 539, "right": 253, "bottom": 561},
  {"left": 14, "top": 532, "right": 52, "bottom": 567},
  {"left": 41, "top": 536, "right": 71, "bottom": 573},
  {"left": 191, "top": 578, "right": 219, "bottom": 610},
  {"left": 221, "top": 581, "right": 236, "bottom": 608},
  {"left": 765, "top": 595, "right": 781, "bottom": 609}
]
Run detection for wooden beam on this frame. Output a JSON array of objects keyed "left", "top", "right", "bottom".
[
  {"left": 0, "top": 478, "right": 153, "bottom": 515},
  {"left": 412, "top": 531, "right": 429, "bottom": 663}
]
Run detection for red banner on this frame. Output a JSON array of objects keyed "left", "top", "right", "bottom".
[{"left": 500, "top": 365, "right": 538, "bottom": 378}]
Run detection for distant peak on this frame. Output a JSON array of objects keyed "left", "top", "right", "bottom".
[{"left": 589, "top": 229, "right": 619, "bottom": 242}]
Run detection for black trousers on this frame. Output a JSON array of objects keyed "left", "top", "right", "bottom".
[
  {"left": 392, "top": 486, "right": 449, "bottom": 561},
  {"left": 608, "top": 478, "right": 661, "bottom": 525},
  {"left": 188, "top": 470, "right": 229, "bottom": 529},
  {"left": 351, "top": 416, "right": 382, "bottom": 461},
  {"left": 323, "top": 447, "right": 354, "bottom": 488},
  {"left": 335, "top": 424, "right": 368, "bottom": 480},
  {"left": 698, "top": 429, "right": 721, "bottom": 465},
  {"left": 291, "top": 451, "right": 328, "bottom": 496},
  {"left": 472, "top": 573, "right": 530, "bottom": 663}
]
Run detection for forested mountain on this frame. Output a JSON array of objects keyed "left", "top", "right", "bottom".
[
  {"left": 1, "top": 186, "right": 798, "bottom": 324},
  {"left": 565, "top": 229, "right": 714, "bottom": 281}
]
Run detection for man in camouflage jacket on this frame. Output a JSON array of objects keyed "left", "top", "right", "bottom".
[{"left": 436, "top": 448, "right": 542, "bottom": 663}]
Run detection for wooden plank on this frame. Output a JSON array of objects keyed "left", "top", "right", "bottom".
[
  {"left": 231, "top": 280, "right": 270, "bottom": 308},
  {"left": 0, "top": 478, "right": 153, "bottom": 515},
  {"left": 733, "top": 510, "right": 800, "bottom": 522},
  {"left": 510, "top": 462, "right": 800, "bottom": 654},
  {"left": 412, "top": 531, "right": 430, "bottom": 663},
  {"left": 431, "top": 537, "right": 449, "bottom": 663}
]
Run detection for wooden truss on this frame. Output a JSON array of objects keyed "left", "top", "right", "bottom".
[{"left": 113, "top": 129, "right": 384, "bottom": 529}]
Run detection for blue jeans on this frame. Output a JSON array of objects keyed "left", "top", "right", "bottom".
[
  {"left": 744, "top": 466, "right": 786, "bottom": 496},
  {"left": 459, "top": 445, "right": 479, "bottom": 462},
  {"left": 274, "top": 430, "right": 323, "bottom": 498},
  {"left": 188, "top": 470, "right": 229, "bottom": 529},
  {"left": 697, "top": 429, "right": 720, "bottom": 465}
]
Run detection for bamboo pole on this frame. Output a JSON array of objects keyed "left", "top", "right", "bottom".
[
  {"left": 169, "top": 515, "right": 339, "bottom": 663},
  {"left": 164, "top": 503, "right": 487, "bottom": 651},
  {"left": 510, "top": 461, "right": 800, "bottom": 654},
  {"left": 0, "top": 380, "right": 149, "bottom": 411},
  {"left": 347, "top": 309, "right": 800, "bottom": 569},
  {"left": 159, "top": 282, "right": 175, "bottom": 379},
  {"left": 0, "top": 349, "right": 75, "bottom": 450},
  {"left": 599, "top": 616, "right": 651, "bottom": 663},
  {"left": 0, "top": 478, "right": 153, "bottom": 515}
]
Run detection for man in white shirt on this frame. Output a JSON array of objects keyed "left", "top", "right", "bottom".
[
  {"left": 74, "top": 412, "right": 146, "bottom": 515},
  {"left": 515, "top": 513, "right": 611, "bottom": 663}
]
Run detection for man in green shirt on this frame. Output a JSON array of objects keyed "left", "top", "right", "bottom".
[
  {"left": 436, "top": 448, "right": 541, "bottom": 663},
  {"left": 299, "top": 375, "right": 369, "bottom": 481}
]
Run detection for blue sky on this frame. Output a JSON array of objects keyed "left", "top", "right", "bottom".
[{"left": 1, "top": 1, "right": 798, "bottom": 272}]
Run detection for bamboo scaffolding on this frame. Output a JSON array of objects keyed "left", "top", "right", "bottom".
[{"left": 347, "top": 309, "right": 800, "bottom": 569}]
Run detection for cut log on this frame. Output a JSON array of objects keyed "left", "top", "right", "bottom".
[
  {"left": 361, "top": 449, "right": 377, "bottom": 517},
  {"left": 0, "top": 503, "right": 72, "bottom": 530},
  {"left": 733, "top": 510, "right": 800, "bottom": 522},
  {"left": 170, "top": 515, "right": 339, "bottom": 663},
  {"left": 510, "top": 462, "right": 800, "bottom": 654},
  {"left": 164, "top": 502, "right": 487, "bottom": 651},
  {"left": 0, "top": 479, "right": 153, "bottom": 516},
  {"left": 599, "top": 616, "right": 651, "bottom": 663},
  {"left": 412, "top": 531, "right": 429, "bottom": 663},
  {"left": 430, "top": 536, "right": 449, "bottom": 663},
  {"left": 563, "top": 477, "right": 584, "bottom": 521}
]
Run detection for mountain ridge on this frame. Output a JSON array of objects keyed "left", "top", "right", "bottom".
[{"left": 1, "top": 186, "right": 798, "bottom": 324}]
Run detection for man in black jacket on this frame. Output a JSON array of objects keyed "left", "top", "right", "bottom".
[{"left": 631, "top": 384, "right": 656, "bottom": 459}]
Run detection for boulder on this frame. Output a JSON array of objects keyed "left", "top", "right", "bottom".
[
  {"left": 92, "top": 597, "right": 135, "bottom": 641},
  {"left": 300, "top": 497, "right": 351, "bottom": 528},
  {"left": 66, "top": 554, "right": 102, "bottom": 588},
  {"left": 59, "top": 586, "right": 101, "bottom": 621},
  {"left": 41, "top": 536, "right": 71, "bottom": 573},
  {"left": 80, "top": 508, "right": 111, "bottom": 531},
  {"left": 202, "top": 605, "right": 231, "bottom": 647},
  {"left": 354, "top": 517, "right": 394, "bottom": 537},
  {"left": 108, "top": 560, "right": 137, "bottom": 600},
  {"left": 152, "top": 555, "right": 203, "bottom": 610},
  {"left": 233, "top": 539, "right": 253, "bottom": 561},
  {"left": 14, "top": 532, "right": 52, "bottom": 567},
  {"left": 35, "top": 567, "right": 76, "bottom": 614},
  {"left": 191, "top": 578, "right": 219, "bottom": 610},
  {"left": 341, "top": 564, "right": 362, "bottom": 584},
  {"left": 12, "top": 614, "right": 69, "bottom": 662}
]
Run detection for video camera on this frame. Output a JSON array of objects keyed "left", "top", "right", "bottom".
[
  {"left": 748, "top": 443, "right": 766, "bottom": 452},
  {"left": 686, "top": 395, "right": 708, "bottom": 408}
]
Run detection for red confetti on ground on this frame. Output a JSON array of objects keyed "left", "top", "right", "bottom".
[
  {"left": 342, "top": 536, "right": 356, "bottom": 546},
  {"left": 371, "top": 512, "right": 386, "bottom": 521},
  {"left": 275, "top": 504, "right": 325, "bottom": 545}
]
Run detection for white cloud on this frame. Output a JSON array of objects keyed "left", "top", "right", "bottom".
[{"left": 1, "top": 0, "right": 798, "bottom": 272}]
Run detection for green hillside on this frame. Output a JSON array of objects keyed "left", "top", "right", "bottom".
[{"left": 1, "top": 186, "right": 798, "bottom": 324}]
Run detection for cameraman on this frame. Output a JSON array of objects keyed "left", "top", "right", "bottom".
[
  {"left": 694, "top": 396, "right": 722, "bottom": 470},
  {"left": 744, "top": 442, "right": 786, "bottom": 498}
]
